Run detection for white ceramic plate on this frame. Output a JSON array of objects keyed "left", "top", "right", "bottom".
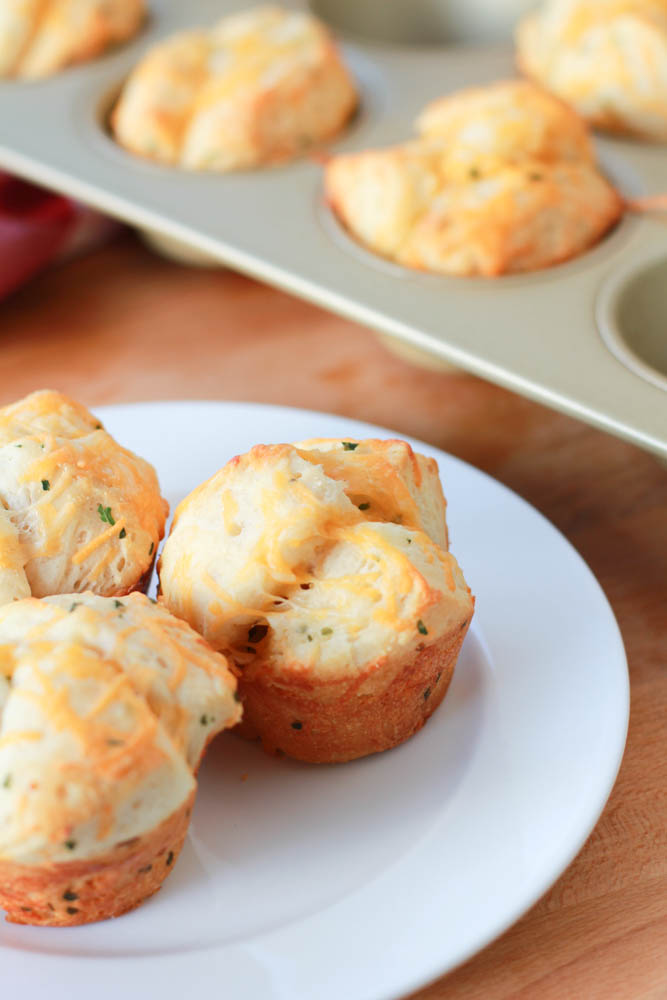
[{"left": 1, "top": 402, "right": 629, "bottom": 1000}]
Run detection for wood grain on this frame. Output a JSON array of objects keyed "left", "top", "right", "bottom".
[{"left": 1, "top": 232, "right": 665, "bottom": 998}]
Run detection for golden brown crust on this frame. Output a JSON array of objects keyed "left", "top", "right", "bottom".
[
  {"left": 236, "top": 611, "right": 473, "bottom": 763},
  {"left": 0, "top": 790, "right": 195, "bottom": 927}
]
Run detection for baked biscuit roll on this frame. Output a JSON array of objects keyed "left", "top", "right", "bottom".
[
  {"left": 517, "top": 0, "right": 667, "bottom": 141},
  {"left": 325, "top": 80, "right": 622, "bottom": 276},
  {"left": 0, "top": 0, "right": 145, "bottom": 79},
  {"left": 0, "top": 390, "right": 168, "bottom": 604},
  {"left": 0, "top": 592, "right": 241, "bottom": 926},
  {"left": 159, "top": 439, "right": 474, "bottom": 763},
  {"left": 111, "top": 5, "right": 358, "bottom": 170}
]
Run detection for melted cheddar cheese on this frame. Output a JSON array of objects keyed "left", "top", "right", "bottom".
[
  {"left": 158, "top": 439, "right": 473, "bottom": 683},
  {"left": 111, "top": 5, "right": 357, "bottom": 170},
  {"left": 295, "top": 438, "right": 449, "bottom": 550},
  {"left": 0, "top": 592, "right": 240, "bottom": 865},
  {"left": 0, "top": 390, "right": 168, "bottom": 604}
]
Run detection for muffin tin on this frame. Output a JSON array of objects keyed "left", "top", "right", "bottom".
[{"left": 0, "top": 0, "right": 665, "bottom": 457}]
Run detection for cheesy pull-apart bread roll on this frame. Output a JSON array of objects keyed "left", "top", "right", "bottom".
[
  {"left": 0, "top": 592, "right": 241, "bottom": 926},
  {"left": 325, "top": 80, "right": 622, "bottom": 277},
  {"left": 111, "top": 5, "right": 358, "bottom": 171},
  {"left": 159, "top": 438, "right": 474, "bottom": 764},
  {"left": 0, "top": 390, "right": 168, "bottom": 605},
  {"left": 0, "top": 0, "right": 145, "bottom": 79},
  {"left": 517, "top": 0, "right": 667, "bottom": 141}
]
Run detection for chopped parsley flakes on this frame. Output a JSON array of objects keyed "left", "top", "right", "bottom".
[
  {"left": 41, "top": 479, "right": 50, "bottom": 491},
  {"left": 342, "top": 442, "right": 358, "bottom": 451},
  {"left": 97, "top": 504, "right": 115, "bottom": 526},
  {"left": 417, "top": 620, "right": 428, "bottom": 635}
]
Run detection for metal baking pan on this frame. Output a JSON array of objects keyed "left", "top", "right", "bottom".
[{"left": 1, "top": 0, "right": 665, "bottom": 456}]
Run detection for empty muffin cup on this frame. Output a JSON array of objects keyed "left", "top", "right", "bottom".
[{"left": 597, "top": 254, "right": 667, "bottom": 393}]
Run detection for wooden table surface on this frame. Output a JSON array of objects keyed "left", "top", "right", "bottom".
[{"left": 1, "top": 233, "right": 666, "bottom": 999}]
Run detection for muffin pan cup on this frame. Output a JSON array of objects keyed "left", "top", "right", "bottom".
[{"left": 0, "top": 0, "right": 665, "bottom": 457}]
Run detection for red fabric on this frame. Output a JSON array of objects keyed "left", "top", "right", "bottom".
[{"left": 0, "top": 173, "right": 76, "bottom": 299}]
